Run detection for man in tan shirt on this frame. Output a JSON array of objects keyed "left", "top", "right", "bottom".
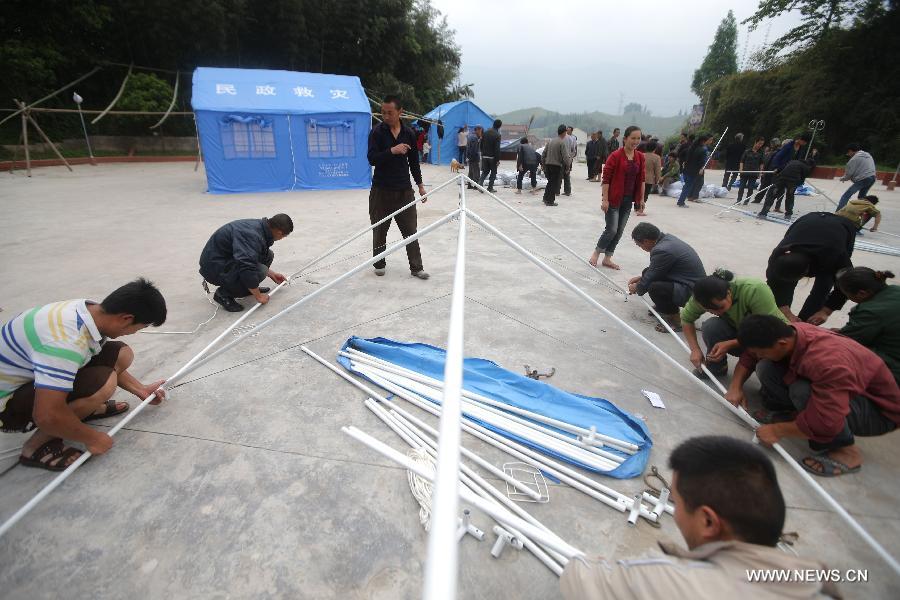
[
  {"left": 561, "top": 436, "right": 841, "bottom": 599},
  {"left": 541, "top": 124, "right": 572, "bottom": 207}
]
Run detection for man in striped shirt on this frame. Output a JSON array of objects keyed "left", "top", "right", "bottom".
[{"left": 1, "top": 279, "right": 167, "bottom": 470}]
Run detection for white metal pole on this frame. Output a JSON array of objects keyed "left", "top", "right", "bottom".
[
  {"left": 343, "top": 425, "right": 585, "bottom": 560},
  {"left": 422, "top": 176, "right": 468, "bottom": 600},
  {"left": 701, "top": 127, "right": 728, "bottom": 172},
  {"left": 288, "top": 175, "right": 461, "bottom": 280},
  {"left": 466, "top": 208, "right": 900, "bottom": 577}
]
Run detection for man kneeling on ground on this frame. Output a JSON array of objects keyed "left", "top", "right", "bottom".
[
  {"left": 199, "top": 214, "right": 292, "bottom": 312},
  {"left": 0, "top": 279, "right": 167, "bottom": 470},
  {"left": 561, "top": 436, "right": 840, "bottom": 598},
  {"left": 733, "top": 314, "right": 900, "bottom": 476},
  {"left": 627, "top": 222, "right": 706, "bottom": 333}
]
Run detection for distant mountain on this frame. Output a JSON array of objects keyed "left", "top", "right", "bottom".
[{"left": 495, "top": 106, "right": 686, "bottom": 140}]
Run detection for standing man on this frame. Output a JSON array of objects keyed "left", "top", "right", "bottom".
[
  {"left": 480, "top": 119, "right": 502, "bottom": 192},
  {"left": 736, "top": 136, "right": 765, "bottom": 205},
  {"left": 563, "top": 126, "right": 577, "bottom": 195},
  {"left": 593, "top": 130, "right": 609, "bottom": 182},
  {"left": 366, "top": 95, "right": 430, "bottom": 280},
  {"left": 721, "top": 133, "right": 745, "bottom": 190},
  {"left": 457, "top": 125, "right": 468, "bottom": 164},
  {"left": 585, "top": 133, "right": 599, "bottom": 181},
  {"left": 541, "top": 125, "right": 570, "bottom": 207},
  {"left": 199, "top": 214, "right": 292, "bottom": 312},
  {"left": 837, "top": 143, "right": 877, "bottom": 210},
  {"left": 607, "top": 128, "right": 621, "bottom": 154},
  {"left": 466, "top": 125, "right": 483, "bottom": 190},
  {"left": 1, "top": 279, "right": 167, "bottom": 470}
]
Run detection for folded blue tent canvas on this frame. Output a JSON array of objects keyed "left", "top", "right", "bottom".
[
  {"left": 423, "top": 100, "right": 494, "bottom": 165},
  {"left": 192, "top": 67, "right": 372, "bottom": 194},
  {"left": 338, "top": 336, "right": 652, "bottom": 479}
]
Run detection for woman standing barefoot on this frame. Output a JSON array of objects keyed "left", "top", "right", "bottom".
[{"left": 589, "top": 126, "right": 645, "bottom": 270}]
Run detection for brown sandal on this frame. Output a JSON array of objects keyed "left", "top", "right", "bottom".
[
  {"left": 83, "top": 399, "right": 129, "bottom": 422},
  {"left": 19, "top": 439, "right": 83, "bottom": 471}
]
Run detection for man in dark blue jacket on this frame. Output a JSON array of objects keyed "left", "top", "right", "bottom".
[{"left": 199, "top": 214, "right": 293, "bottom": 312}]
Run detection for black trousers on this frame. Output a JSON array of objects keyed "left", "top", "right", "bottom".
[
  {"left": 760, "top": 180, "right": 795, "bottom": 216},
  {"left": 563, "top": 168, "right": 572, "bottom": 195},
  {"left": 543, "top": 164, "right": 562, "bottom": 204},
  {"left": 480, "top": 157, "right": 498, "bottom": 189},
  {"left": 736, "top": 175, "right": 758, "bottom": 203},
  {"left": 647, "top": 281, "right": 679, "bottom": 314},
  {"left": 722, "top": 169, "right": 739, "bottom": 189},
  {"left": 757, "top": 360, "right": 897, "bottom": 451},
  {"left": 467, "top": 157, "right": 480, "bottom": 187},
  {"left": 517, "top": 166, "right": 537, "bottom": 190},
  {"left": 214, "top": 250, "right": 274, "bottom": 297},
  {"left": 586, "top": 157, "right": 597, "bottom": 179},
  {"left": 754, "top": 173, "right": 773, "bottom": 203},
  {"left": 369, "top": 186, "right": 423, "bottom": 272}
]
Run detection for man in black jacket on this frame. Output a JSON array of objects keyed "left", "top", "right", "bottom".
[
  {"left": 367, "top": 95, "right": 430, "bottom": 279},
  {"left": 199, "top": 214, "right": 293, "bottom": 312},
  {"left": 765, "top": 212, "right": 856, "bottom": 324},
  {"left": 480, "top": 119, "right": 502, "bottom": 192},
  {"left": 758, "top": 158, "right": 815, "bottom": 220},
  {"left": 721, "top": 133, "right": 745, "bottom": 189},
  {"left": 585, "top": 133, "right": 599, "bottom": 180}
]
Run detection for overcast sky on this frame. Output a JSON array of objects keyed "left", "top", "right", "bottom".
[{"left": 429, "top": 0, "right": 803, "bottom": 116}]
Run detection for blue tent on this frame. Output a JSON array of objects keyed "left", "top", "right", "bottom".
[
  {"left": 192, "top": 67, "right": 371, "bottom": 194},
  {"left": 423, "top": 100, "right": 494, "bottom": 165}
]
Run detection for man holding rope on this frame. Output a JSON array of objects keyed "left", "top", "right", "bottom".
[{"left": 0, "top": 279, "right": 167, "bottom": 471}]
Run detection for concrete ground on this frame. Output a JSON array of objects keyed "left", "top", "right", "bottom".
[{"left": 1, "top": 161, "right": 899, "bottom": 599}]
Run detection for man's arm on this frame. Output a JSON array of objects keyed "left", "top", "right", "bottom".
[
  {"left": 635, "top": 251, "right": 677, "bottom": 295},
  {"left": 681, "top": 321, "right": 705, "bottom": 368},
  {"left": 366, "top": 128, "right": 392, "bottom": 167},
  {"left": 870, "top": 212, "right": 882, "bottom": 231},
  {"left": 231, "top": 231, "right": 269, "bottom": 303},
  {"left": 32, "top": 388, "right": 112, "bottom": 454},
  {"left": 725, "top": 361, "right": 753, "bottom": 408}
]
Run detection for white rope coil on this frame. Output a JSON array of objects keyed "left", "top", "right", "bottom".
[{"left": 407, "top": 447, "right": 437, "bottom": 531}]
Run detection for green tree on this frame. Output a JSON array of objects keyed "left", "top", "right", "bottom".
[{"left": 691, "top": 10, "right": 738, "bottom": 96}]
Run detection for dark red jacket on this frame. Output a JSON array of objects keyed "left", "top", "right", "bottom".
[{"left": 602, "top": 148, "right": 645, "bottom": 208}]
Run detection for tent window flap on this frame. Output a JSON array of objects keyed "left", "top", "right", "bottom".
[
  {"left": 220, "top": 115, "right": 276, "bottom": 159},
  {"left": 306, "top": 119, "right": 355, "bottom": 158}
]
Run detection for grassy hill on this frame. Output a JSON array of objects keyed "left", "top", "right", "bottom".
[{"left": 495, "top": 106, "right": 687, "bottom": 140}]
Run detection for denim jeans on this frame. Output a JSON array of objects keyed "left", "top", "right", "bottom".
[
  {"left": 595, "top": 196, "right": 633, "bottom": 256},
  {"left": 837, "top": 176, "right": 876, "bottom": 210},
  {"left": 677, "top": 175, "right": 694, "bottom": 206},
  {"left": 457, "top": 146, "right": 466, "bottom": 164}
]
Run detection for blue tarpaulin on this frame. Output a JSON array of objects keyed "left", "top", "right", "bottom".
[
  {"left": 338, "top": 336, "right": 652, "bottom": 479},
  {"left": 192, "top": 67, "right": 372, "bottom": 194},
  {"left": 422, "top": 100, "right": 494, "bottom": 165}
]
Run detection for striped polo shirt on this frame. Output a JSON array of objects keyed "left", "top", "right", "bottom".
[{"left": 0, "top": 300, "right": 104, "bottom": 409}]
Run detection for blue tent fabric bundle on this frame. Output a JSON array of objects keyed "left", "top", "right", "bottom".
[
  {"left": 337, "top": 336, "right": 652, "bottom": 479},
  {"left": 192, "top": 67, "right": 372, "bottom": 194}
]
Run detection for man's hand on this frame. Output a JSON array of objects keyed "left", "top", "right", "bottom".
[
  {"left": 418, "top": 183, "right": 427, "bottom": 202},
  {"left": 706, "top": 340, "right": 734, "bottom": 362},
  {"left": 725, "top": 387, "right": 747, "bottom": 409},
  {"left": 138, "top": 379, "right": 167, "bottom": 405},
  {"left": 391, "top": 143, "right": 411, "bottom": 155},
  {"left": 806, "top": 309, "right": 831, "bottom": 326},
  {"left": 690, "top": 349, "right": 704, "bottom": 369},
  {"left": 627, "top": 282, "right": 638, "bottom": 294},
  {"left": 269, "top": 271, "right": 286, "bottom": 284},
  {"left": 780, "top": 306, "right": 801, "bottom": 323},
  {"left": 254, "top": 292, "right": 270, "bottom": 305},
  {"left": 755, "top": 423, "right": 780, "bottom": 446},
  {"left": 86, "top": 431, "right": 114, "bottom": 455},
  {"left": 627, "top": 276, "right": 641, "bottom": 285},
  {"left": 601, "top": 199, "right": 609, "bottom": 213}
]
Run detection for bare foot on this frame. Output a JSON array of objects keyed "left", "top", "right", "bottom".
[
  {"left": 601, "top": 257, "right": 620, "bottom": 270},
  {"left": 588, "top": 249, "right": 601, "bottom": 267}
]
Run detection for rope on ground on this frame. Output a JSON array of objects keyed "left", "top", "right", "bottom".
[{"left": 407, "top": 448, "right": 437, "bottom": 531}]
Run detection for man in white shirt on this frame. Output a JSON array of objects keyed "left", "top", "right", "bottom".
[{"left": 457, "top": 125, "right": 468, "bottom": 164}]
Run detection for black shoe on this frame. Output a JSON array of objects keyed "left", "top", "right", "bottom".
[
  {"left": 563, "top": 192, "right": 571, "bottom": 196},
  {"left": 544, "top": 201, "right": 558, "bottom": 206},
  {"left": 214, "top": 290, "right": 243, "bottom": 312},
  {"left": 258, "top": 286, "right": 271, "bottom": 294},
  {"left": 487, "top": 187, "right": 496, "bottom": 193}
]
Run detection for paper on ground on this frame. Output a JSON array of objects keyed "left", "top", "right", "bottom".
[{"left": 641, "top": 390, "right": 666, "bottom": 409}]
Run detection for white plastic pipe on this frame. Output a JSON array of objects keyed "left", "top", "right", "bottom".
[
  {"left": 342, "top": 425, "right": 585, "bottom": 561},
  {"left": 344, "top": 348, "right": 637, "bottom": 454},
  {"left": 422, "top": 177, "right": 468, "bottom": 600},
  {"left": 354, "top": 363, "right": 620, "bottom": 472},
  {"left": 466, "top": 208, "right": 900, "bottom": 578}
]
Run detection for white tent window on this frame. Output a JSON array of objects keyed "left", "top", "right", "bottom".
[
  {"left": 220, "top": 117, "right": 276, "bottom": 159},
  {"left": 306, "top": 119, "right": 355, "bottom": 158}
]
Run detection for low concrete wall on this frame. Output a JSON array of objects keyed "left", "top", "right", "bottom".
[
  {"left": 1, "top": 155, "right": 201, "bottom": 172},
  {"left": 2, "top": 136, "right": 198, "bottom": 155}
]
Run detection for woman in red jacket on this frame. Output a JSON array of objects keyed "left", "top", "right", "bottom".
[{"left": 589, "top": 125, "right": 645, "bottom": 270}]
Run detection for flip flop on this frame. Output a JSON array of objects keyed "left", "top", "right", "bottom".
[
  {"left": 801, "top": 454, "right": 861, "bottom": 477},
  {"left": 655, "top": 322, "right": 682, "bottom": 333},
  {"left": 19, "top": 439, "right": 83, "bottom": 472},
  {"left": 83, "top": 399, "right": 130, "bottom": 422}
]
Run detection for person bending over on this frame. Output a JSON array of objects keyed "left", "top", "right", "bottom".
[
  {"left": 732, "top": 315, "right": 899, "bottom": 477},
  {"left": 836, "top": 194, "right": 882, "bottom": 233},
  {"left": 199, "top": 214, "right": 292, "bottom": 312},
  {"left": 0, "top": 279, "right": 167, "bottom": 470},
  {"left": 561, "top": 436, "right": 840, "bottom": 598},
  {"left": 837, "top": 267, "right": 900, "bottom": 383},
  {"left": 680, "top": 269, "right": 787, "bottom": 379},
  {"left": 627, "top": 222, "right": 706, "bottom": 333}
]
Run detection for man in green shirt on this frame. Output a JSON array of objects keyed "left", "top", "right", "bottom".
[{"left": 680, "top": 270, "right": 787, "bottom": 377}]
